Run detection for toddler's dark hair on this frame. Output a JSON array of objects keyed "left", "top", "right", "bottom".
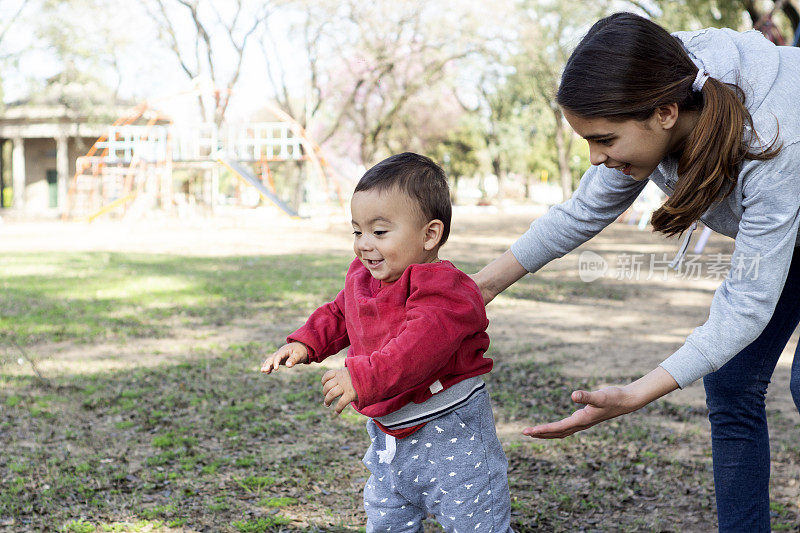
[{"left": 354, "top": 152, "right": 452, "bottom": 246}]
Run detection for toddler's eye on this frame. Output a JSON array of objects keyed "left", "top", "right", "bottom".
[
  {"left": 374, "top": 231, "right": 387, "bottom": 236},
  {"left": 596, "top": 138, "right": 613, "bottom": 146},
  {"left": 352, "top": 231, "right": 362, "bottom": 236}
]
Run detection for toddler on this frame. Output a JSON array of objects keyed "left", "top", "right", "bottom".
[{"left": 262, "top": 152, "right": 513, "bottom": 532}]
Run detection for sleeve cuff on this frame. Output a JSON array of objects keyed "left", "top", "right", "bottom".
[
  {"left": 286, "top": 335, "right": 317, "bottom": 362},
  {"left": 659, "top": 341, "right": 716, "bottom": 389},
  {"left": 510, "top": 226, "right": 554, "bottom": 273},
  {"left": 344, "top": 357, "right": 375, "bottom": 408}
]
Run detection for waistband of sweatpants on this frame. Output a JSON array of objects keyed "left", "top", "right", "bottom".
[{"left": 372, "top": 376, "right": 485, "bottom": 430}]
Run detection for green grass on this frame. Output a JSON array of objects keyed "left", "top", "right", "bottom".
[
  {"left": 232, "top": 516, "right": 291, "bottom": 532},
  {"left": 1, "top": 337, "right": 366, "bottom": 529},
  {"left": 5, "top": 395, "right": 22, "bottom": 407},
  {"left": 140, "top": 503, "right": 178, "bottom": 519},
  {"left": 235, "top": 475, "right": 276, "bottom": 494},
  {"left": 1, "top": 250, "right": 798, "bottom": 531},
  {"left": 0, "top": 252, "right": 350, "bottom": 345},
  {"left": 260, "top": 496, "right": 298, "bottom": 507},
  {"left": 1, "top": 336, "right": 726, "bottom": 531},
  {"left": 62, "top": 519, "right": 95, "bottom": 533}
]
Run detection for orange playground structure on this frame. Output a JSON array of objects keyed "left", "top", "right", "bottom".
[{"left": 64, "top": 102, "right": 346, "bottom": 221}]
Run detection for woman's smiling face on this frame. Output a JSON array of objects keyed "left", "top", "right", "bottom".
[{"left": 563, "top": 108, "right": 678, "bottom": 181}]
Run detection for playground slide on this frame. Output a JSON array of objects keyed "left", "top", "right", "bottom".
[{"left": 218, "top": 157, "right": 300, "bottom": 218}]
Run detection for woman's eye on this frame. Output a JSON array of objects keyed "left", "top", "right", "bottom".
[
  {"left": 596, "top": 138, "right": 613, "bottom": 146},
  {"left": 352, "top": 231, "right": 361, "bottom": 236},
  {"left": 374, "top": 231, "right": 387, "bottom": 236}
]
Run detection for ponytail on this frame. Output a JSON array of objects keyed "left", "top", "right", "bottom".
[
  {"left": 650, "top": 78, "right": 780, "bottom": 236},
  {"left": 558, "top": 12, "right": 781, "bottom": 238}
]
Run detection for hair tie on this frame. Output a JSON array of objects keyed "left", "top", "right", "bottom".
[{"left": 692, "top": 69, "right": 710, "bottom": 92}]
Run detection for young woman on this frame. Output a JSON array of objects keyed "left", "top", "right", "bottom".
[{"left": 473, "top": 12, "right": 800, "bottom": 532}]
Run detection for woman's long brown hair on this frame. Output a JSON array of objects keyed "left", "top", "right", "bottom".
[{"left": 557, "top": 12, "right": 781, "bottom": 237}]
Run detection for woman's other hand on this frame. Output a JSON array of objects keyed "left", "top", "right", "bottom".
[{"left": 522, "top": 367, "right": 679, "bottom": 438}]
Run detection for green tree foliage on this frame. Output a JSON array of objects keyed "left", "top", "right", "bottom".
[
  {"left": 36, "top": 0, "right": 135, "bottom": 98},
  {"left": 433, "top": 115, "right": 484, "bottom": 203},
  {"left": 0, "top": 0, "right": 30, "bottom": 106},
  {"left": 5, "top": 0, "right": 796, "bottom": 206}
]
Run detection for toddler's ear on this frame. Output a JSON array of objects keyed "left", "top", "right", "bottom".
[{"left": 423, "top": 219, "right": 444, "bottom": 251}]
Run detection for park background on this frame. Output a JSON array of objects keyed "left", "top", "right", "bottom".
[{"left": 1, "top": 0, "right": 799, "bottom": 531}]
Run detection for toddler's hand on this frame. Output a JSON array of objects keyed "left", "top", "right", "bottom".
[
  {"left": 261, "top": 342, "right": 309, "bottom": 374},
  {"left": 321, "top": 368, "right": 358, "bottom": 415}
]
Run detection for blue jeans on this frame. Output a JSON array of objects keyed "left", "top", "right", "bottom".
[{"left": 703, "top": 248, "right": 800, "bottom": 532}]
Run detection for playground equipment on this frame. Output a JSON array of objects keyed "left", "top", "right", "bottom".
[
  {"left": 217, "top": 156, "right": 298, "bottom": 217},
  {"left": 64, "top": 100, "right": 347, "bottom": 221}
]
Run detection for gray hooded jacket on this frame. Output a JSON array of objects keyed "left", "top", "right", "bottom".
[{"left": 510, "top": 28, "right": 800, "bottom": 388}]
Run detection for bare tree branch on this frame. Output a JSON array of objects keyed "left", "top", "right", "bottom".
[
  {"left": 218, "top": 3, "right": 270, "bottom": 122},
  {"left": 2, "top": 335, "right": 52, "bottom": 389},
  {"left": 149, "top": 0, "right": 207, "bottom": 120},
  {"left": 260, "top": 32, "right": 295, "bottom": 120},
  {"left": 146, "top": 0, "right": 270, "bottom": 125},
  {"left": 0, "top": 0, "right": 28, "bottom": 47},
  {"left": 151, "top": 0, "right": 197, "bottom": 79}
]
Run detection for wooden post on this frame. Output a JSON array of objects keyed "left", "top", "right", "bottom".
[
  {"left": 12, "top": 137, "right": 26, "bottom": 211},
  {"left": 56, "top": 134, "right": 69, "bottom": 214},
  {"left": 0, "top": 139, "right": 5, "bottom": 208}
]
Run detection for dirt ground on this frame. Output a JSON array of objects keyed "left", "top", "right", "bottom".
[
  {"left": 3, "top": 205, "right": 800, "bottom": 530},
  {"left": 4, "top": 206, "right": 797, "bottom": 420}
]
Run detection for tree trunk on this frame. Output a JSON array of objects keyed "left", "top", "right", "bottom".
[
  {"left": 552, "top": 105, "right": 572, "bottom": 201},
  {"left": 524, "top": 173, "right": 531, "bottom": 201},
  {"left": 491, "top": 157, "right": 504, "bottom": 202},
  {"left": 450, "top": 175, "right": 460, "bottom": 205},
  {"left": 477, "top": 174, "right": 488, "bottom": 203}
]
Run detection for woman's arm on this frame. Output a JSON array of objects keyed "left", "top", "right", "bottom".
[
  {"left": 471, "top": 249, "right": 529, "bottom": 304},
  {"left": 660, "top": 163, "right": 800, "bottom": 387},
  {"left": 473, "top": 166, "right": 648, "bottom": 304},
  {"left": 522, "top": 366, "right": 679, "bottom": 438}
]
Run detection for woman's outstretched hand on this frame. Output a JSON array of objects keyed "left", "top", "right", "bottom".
[
  {"left": 522, "top": 367, "right": 680, "bottom": 439},
  {"left": 522, "top": 387, "right": 635, "bottom": 438}
]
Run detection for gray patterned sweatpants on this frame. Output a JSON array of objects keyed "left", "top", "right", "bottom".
[{"left": 362, "top": 388, "right": 513, "bottom": 533}]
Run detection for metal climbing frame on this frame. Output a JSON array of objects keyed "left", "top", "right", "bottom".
[{"left": 63, "top": 112, "right": 326, "bottom": 220}]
